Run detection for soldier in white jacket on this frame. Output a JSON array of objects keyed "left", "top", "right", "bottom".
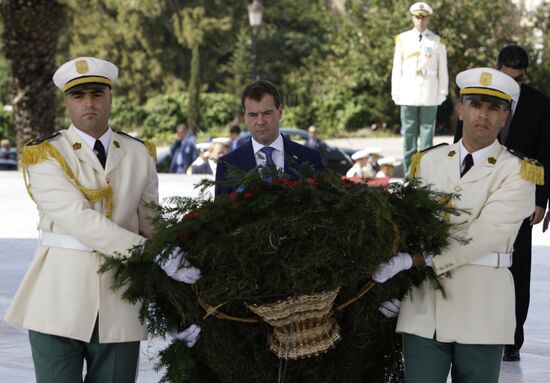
[
  {"left": 376, "top": 68, "right": 541, "bottom": 383},
  {"left": 4, "top": 57, "right": 159, "bottom": 383},
  {"left": 391, "top": 2, "right": 448, "bottom": 176}
]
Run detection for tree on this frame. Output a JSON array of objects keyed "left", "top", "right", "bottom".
[
  {"left": 221, "top": 25, "right": 252, "bottom": 117},
  {"left": 172, "top": 6, "right": 230, "bottom": 133},
  {"left": 0, "top": 0, "right": 66, "bottom": 152}
]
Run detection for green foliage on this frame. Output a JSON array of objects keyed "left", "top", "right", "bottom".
[
  {"left": 102, "top": 168, "right": 462, "bottom": 382},
  {"left": 4, "top": 0, "right": 549, "bottom": 140},
  {"left": 0, "top": 105, "right": 14, "bottom": 141},
  {"left": 142, "top": 93, "right": 188, "bottom": 138},
  {"left": 221, "top": 25, "right": 251, "bottom": 103},
  {"left": 141, "top": 92, "right": 238, "bottom": 139},
  {"left": 110, "top": 95, "right": 146, "bottom": 133}
]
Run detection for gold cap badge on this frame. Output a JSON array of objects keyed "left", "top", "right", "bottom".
[
  {"left": 480, "top": 72, "right": 492, "bottom": 86},
  {"left": 75, "top": 60, "right": 89, "bottom": 74}
]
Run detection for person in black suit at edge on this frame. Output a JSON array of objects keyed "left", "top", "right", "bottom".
[
  {"left": 454, "top": 44, "right": 550, "bottom": 362},
  {"left": 215, "top": 80, "right": 325, "bottom": 196}
]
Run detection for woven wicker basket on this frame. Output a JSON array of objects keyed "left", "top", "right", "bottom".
[{"left": 246, "top": 289, "right": 341, "bottom": 359}]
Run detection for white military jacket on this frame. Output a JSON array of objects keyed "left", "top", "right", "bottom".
[
  {"left": 391, "top": 28, "right": 448, "bottom": 106},
  {"left": 396, "top": 142, "right": 535, "bottom": 344},
  {"left": 4, "top": 125, "right": 159, "bottom": 343}
]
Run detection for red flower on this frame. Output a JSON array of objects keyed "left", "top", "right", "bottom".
[
  {"left": 178, "top": 233, "right": 191, "bottom": 245},
  {"left": 272, "top": 179, "right": 300, "bottom": 188},
  {"left": 306, "top": 177, "right": 318, "bottom": 186},
  {"left": 182, "top": 210, "right": 200, "bottom": 220},
  {"left": 227, "top": 192, "right": 241, "bottom": 204},
  {"left": 367, "top": 177, "right": 390, "bottom": 188}
]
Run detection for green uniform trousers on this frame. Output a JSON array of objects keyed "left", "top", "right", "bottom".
[
  {"left": 403, "top": 333, "right": 503, "bottom": 383},
  {"left": 29, "top": 322, "right": 140, "bottom": 383},
  {"left": 401, "top": 105, "right": 437, "bottom": 177}
]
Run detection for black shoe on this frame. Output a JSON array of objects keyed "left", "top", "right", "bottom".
[{"left": 503, "top": 345, "right": 520, "bottom": 361}]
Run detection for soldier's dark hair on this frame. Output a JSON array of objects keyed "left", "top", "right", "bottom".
[
  {"left": 240, "top": 80, "right": 282, "bottom": 111},
  {"left": 229, "top": 125, "right": 241, "bottom": 135},
  {"left": 497, "top": 45, "right": 529, "bottom": 70}
]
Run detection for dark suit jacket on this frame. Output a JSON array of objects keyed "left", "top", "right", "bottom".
[
  {"left": 215, "top": 134, "right": 325, "bottom": 195},
  {"left": 454, "top": 84, "right": 550, "bottom": 207}
]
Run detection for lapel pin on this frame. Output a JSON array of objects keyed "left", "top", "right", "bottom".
[
  {"left": 114, "top": 140, "right": 120, "bottom": 148},
  {"left": 488, "top": 157, "right": 496, "bottom": 165},
  {"left": 447, "top": 150, "right": 456, "bottom": 157},
  {"left": 72, "top": 142, "right": 81, "bottom": 150}
]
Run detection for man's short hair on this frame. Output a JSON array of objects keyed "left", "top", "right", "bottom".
[
  {"left": 240, "top": 80, "right": 282, "bottom": 111},
  {"left": 229, "top": 125, "right": 241, "bottom": 135},
  {"left": 176, "top": 123, "right": 188, "bottom": 132},
  {"left": 497, "top": 45, "right": 529, "bottom": 70}
]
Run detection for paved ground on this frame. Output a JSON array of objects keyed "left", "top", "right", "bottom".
[{"left": 1, "top": 135, "right": 550, "bottom": 382}]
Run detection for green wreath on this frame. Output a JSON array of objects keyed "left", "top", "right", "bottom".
[{"left": 102, "top": 166, "right": 462, "bottom": 383}]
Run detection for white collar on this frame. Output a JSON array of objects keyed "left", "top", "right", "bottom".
[
  {"left": 72, "top": 124, "right": 112, "bottom": 155},
  {"left": 251, "top": 133, "right": 284, "bottom": 154},
  {"left": 459, "top": 138, "right": 499, "bottom": 166}
]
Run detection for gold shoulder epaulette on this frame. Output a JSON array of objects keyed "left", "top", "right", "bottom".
[
  {"left": 408, "top": 143, "right": 449, "bottom": 180},
  {"left": 508, "top": 149, "right": 544, "bottom": 185},
  {"left": 22, "top": 131, "right": 61, "bottom": 166},
  {"left": 22, "top": 133, "right": 114, "bottom": 218},
  {"left": 116, "top": 131, "right": 157, "bottom": 161}
]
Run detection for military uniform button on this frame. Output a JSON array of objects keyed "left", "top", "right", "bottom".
[{"left": 455, "top": 186, "right": 461, "bottom": 192}]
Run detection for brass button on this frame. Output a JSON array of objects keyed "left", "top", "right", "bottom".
[{"left": 454, "top": 186, "right": 462, "bottom": 192}]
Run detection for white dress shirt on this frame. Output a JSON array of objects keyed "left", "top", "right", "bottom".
[
  {"left": 458, "top": 139, "right": 499, "bottom": 173},
  {"left": 72, "top": 124, "right": 112, "bottom": 156},
  {"left": 251, "top": 134, "right": 285, "bottom": 170}
]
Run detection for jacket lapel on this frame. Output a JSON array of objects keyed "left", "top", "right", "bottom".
[
  {"left": 282, "top": 135, "right": 300, "bottom": 174},
  {"left": 104, "top": 132, "right": 125, "bottom": 175},
  {"left": 458, "top": 144, "right": 502, "bottom": 184},
  {"left": 239, "top": 140, "right": 257, "bottom": 171},
  {"left": 443, "top": 143, "right": 461, "bottom": 184},
  {"left": 66, "top": 126, "right": 104, "bottom": 173}
]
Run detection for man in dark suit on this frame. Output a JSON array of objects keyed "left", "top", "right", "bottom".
[
  {"left": 454, "top": 45, "right": 550, "bottom": 362},
  {"left": 216, "top": 80, "right": 325, "bottom": 196}
]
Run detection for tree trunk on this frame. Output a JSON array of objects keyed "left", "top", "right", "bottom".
[
  {"left": 187, "top": 44, "right": 201, "bottom": 133},
  {"left": 0, "top": 0, "right": 65, "bottom": 155}
]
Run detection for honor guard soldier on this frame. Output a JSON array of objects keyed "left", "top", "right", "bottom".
[
  {"left": 375, "top": 67, "right": 542, "bottom": 383},
  {"left": 391, "top": 2, "right": 448, "bottom": 177},
  {"left": 4, "top": 57, "right": 159, "bottom": 383}
]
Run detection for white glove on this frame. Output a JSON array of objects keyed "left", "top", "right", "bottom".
[
  {"left": 437, "top": 94, "right": 446, "bottom": 105},
  {"left": 158, "top": 247, "right": 202, "bottom": 284},
  {"left": 169, "top": 324, "right": 201, "bottom": 347},
  {"left": 372, "top": 252, "right": 413, "bottom": 283},
  {"left": 378, "top": 299, "right": 401, "bottom": 318},
  {"left": 425, "top": 255, "right": 434, "bottom": 268}
]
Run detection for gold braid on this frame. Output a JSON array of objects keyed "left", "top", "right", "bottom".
[{"left": 22, "top": 140, "right": 114, "bottom": 218}]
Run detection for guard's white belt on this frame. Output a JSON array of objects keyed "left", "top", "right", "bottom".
[
  {"left": 40, "top": 232, "right": 93, "bottom": 252},
  {"left": 469, "top": 252, "right": 512, "bottom": 268}
]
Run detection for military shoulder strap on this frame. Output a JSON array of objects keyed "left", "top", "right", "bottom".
[
  {"left": 507, "top": 148, "right": 544, "bottom": 185},
  {"left": 115, "top": 131, "right": 157, "bottom": 161},
  {"left": 408, "top": 143, "right": 449, "bottom": 180}
]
